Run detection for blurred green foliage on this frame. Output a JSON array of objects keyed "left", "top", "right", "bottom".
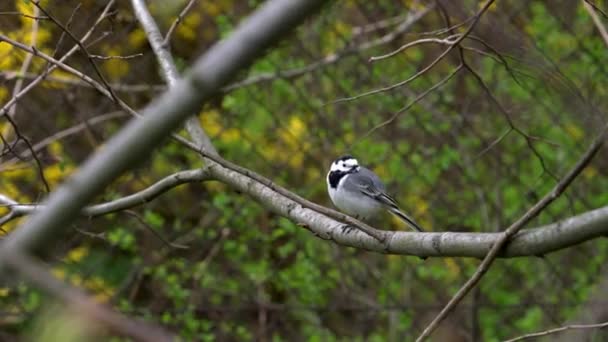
[{"left": 0, "top": 0, "right": 607, "bottom": 341}]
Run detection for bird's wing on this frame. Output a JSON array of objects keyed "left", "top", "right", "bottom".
[
  {"left": 352, "top": 176, "right": 399, "bottom": 209},
  {"left": 351, "top": 172, "right": 424, "bottom": 232}
]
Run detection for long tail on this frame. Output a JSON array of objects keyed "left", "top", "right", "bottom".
[{"left": 388, "top": 207, "right": 424, "bottom": 232}]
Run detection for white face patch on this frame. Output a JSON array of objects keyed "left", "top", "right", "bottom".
[{"left": 330, "top": 157, "right": 359, "bottom": 172}]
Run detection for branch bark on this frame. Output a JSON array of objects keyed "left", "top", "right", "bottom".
[
  {"left": 131, "top": 0, "right": 217, "bottom": 155},
  {"left": 416, "top": 123, "right": 607, "bottom": 340},
  {"left": 0, "top": 169, "right": 209, "bottom": 225}
]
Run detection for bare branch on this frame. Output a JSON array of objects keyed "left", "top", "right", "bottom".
[
  {"left": 416, "top": 124, "right": 607, "bottom": 341},
  {"left": 131, "top": 0, "right": 217, "bottom": 155},
  {"left": 89, "top": 53, "right": 144, "bottom": 60},
  {"left": 504, "top": 321, "right": 608, "bottom": 342},
  {"left": 0, "top": 111, "right": 127, "bottom": 169},
  {"left": 369, "top": 34, "right": 460, "bottom": 62},
  {"left": 0, "top": 0, "right": 116, "bottom": 118},
  {"left": 584, "top": 0, "right": 608, "bottom": 20},
  {"left": 357, "top": 64, "right": 463, "bottom": 144},
  {"left": 0, "top": 0, "right": 326, "bottom": 262},
  {"left": 0, "top": 71, "right": 166, "bottom": 93},
  {"left": 223, "top": 4, "right": 433, "bottom": 92},
  {"left": 0, "top": 169, "right": 209, "bottom": 225},
  {"left": 0, "top": 11, "right": 48, "bottom": 20},
  {"left": 6, "top": 6, "right": 40, "bottom": 120},
  {"left": 329, "top": 0, "right": 496, "bottom": 105},
  {"left": 197, "top": 149, "right": 608, "bottom": 257},
  {"left": 163, "top": 0, "right": 198, "bottom": 46},
  {"left": 32, "top": 1, "right": 122, "bottom": 105},
  {"left": 2, "top": 157, "right": 608, "bottom": 257}
]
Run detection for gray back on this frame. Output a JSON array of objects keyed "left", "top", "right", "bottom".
[{"left": 342, "top": 167, "right": 387, "bottom": 193}]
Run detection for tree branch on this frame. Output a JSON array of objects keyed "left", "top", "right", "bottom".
[
  {"left": 0, "top": 169, "right": 209, "bottom": 224},
  {"left": 2, "top": 249, "right": 174, "bottom": 341},
  {"left": 0, "top": 0, "right": 327, "bottom": 261},
  {"left": 416, "top": 123, "right": 607, "bottom": 341},
  {"left": 131, "top": 0, "right": 217, "bottom": 155},
  {"left": 504, "top": 321, "right": 608, "bottom": 342}
]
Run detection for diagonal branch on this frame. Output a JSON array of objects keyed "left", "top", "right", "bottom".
[
  {"left": 2, "top": 249, "right": 174, "bottom": 341},
  {"left": 416, "top": 123, "right": 607, "bottom": 341},
  {"left": 0, "top": 0, "right": 327, "bottom": 262},
  {"left": 504, "top": 321, "right": 608, "bottom": 342},
  {"left": 131, "top": 0, "right": 217, "bottom": 155}
]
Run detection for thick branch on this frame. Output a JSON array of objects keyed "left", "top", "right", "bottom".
[
  {"left": 204, "top": 152, "right": 608, "bottom": 258},
  {"left": 1, "top": 160, "right": 607, "bottom": 257}
]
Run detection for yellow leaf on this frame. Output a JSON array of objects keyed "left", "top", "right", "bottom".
[{"left": 65, "top": 246, "right": 89, "bottom": 263}]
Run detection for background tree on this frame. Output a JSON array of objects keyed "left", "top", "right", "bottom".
[{"left": 0, "top": 0, "right": 607, "bottom": 340}]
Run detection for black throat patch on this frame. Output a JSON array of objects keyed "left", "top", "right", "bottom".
[
  {"left": 328, "top": 170, "right": 346, "bottom": 189},
  {"left": 328, "top": 167, "right": 358, "bottom": 189}
]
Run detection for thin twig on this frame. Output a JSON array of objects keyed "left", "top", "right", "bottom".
[
  {"left": 0, "top": 111, "right": 127, "bottom": 169},
  {"left": 89, "top": 53, "right": 144, "bottom": 60},
  {"left": 503, "top": 321, "right": 608, "bottom": 342},
  {"left": 0, "top": 71, "right": 166, "bottom": 92},
  {"left": 0, "top": 0, "right": 116, "bottom": 118},
  {"left": 32, "top": 1, "right": 121, "bottom": 104},
  {"left": 0, "top": 11, "right": 48, "bottom": 20},
  {"left": 369, "top": 35, "right": 460, "bottom": 62},
  {"left": 163, "top": 0, "right": 198, "bottom": 46},
  {"left": 6, "top": 6, "right": 40, "bottom": 120},
  {"left": 329, "top": 0, "right": 496, "bottom": 105},
  {"left": 356, "top": 64, "right": 463, "bottom": 145},
  {"left": 222, "top": 5, "right": 433, "bottom": 93}
]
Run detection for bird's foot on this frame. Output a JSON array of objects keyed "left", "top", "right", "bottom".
[{"left": 341, "top": 224, "right": 355, "bottom": 234}]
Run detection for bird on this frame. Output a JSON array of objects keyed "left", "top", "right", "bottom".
[{"left": 326, "top": 155, "right": 424, "bottom": 232}]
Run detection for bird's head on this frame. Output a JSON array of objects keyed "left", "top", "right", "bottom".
[{"left": 330, "top": 155, "right": 359, "bottom": 173}]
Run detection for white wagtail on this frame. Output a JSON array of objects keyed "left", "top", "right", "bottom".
[{"left": 326, "top": 155, "right": 423, "bottom": 232}]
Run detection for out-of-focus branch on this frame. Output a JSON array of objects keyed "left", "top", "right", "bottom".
[
  {"left": 584, "top": 0, "right": 608, "bottom": 46},
  {"left": 2, "top": 249, "right": 174, "bottom": 341},
  {"left": 0, "top": 0, "right": 326, "bottom": 262}
]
